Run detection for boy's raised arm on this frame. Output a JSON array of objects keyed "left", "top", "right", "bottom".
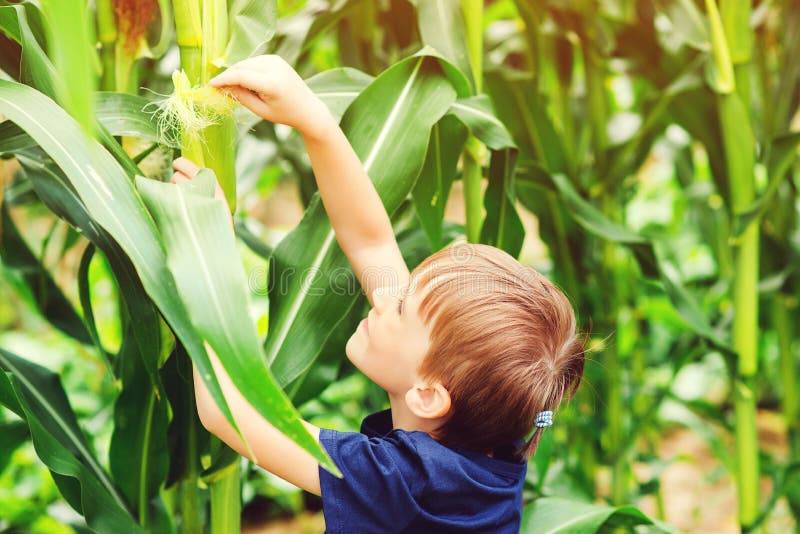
[{"left": 210, "top": 55, "right": 410, "bottom": 302}]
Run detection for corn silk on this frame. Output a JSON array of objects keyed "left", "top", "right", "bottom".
[{"left": 148, "top": 70, "right": 238, "bottom": 149}]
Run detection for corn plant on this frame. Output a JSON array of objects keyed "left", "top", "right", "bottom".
[
  {"left": 0, "top": 0, "right": 327, "bottom": 531},
  {"left": 1, "top": 0, "right": 797, "bottom": 532},
  {"left": 478, "top": 0, "right": 800, "bottom": 530}
]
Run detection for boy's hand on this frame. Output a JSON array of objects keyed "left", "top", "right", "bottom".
[
  {"left": 209, "top": 55, "right": 336, "bottom": 142},
  {"left": 171, "top": 156, "right": 200, "bottom": 181},
  {"left": 171, "top": 157, "right": 224, "bottom": 201},
  {"left": 171, "top": 157, "right": 232, "bottom": 228}
]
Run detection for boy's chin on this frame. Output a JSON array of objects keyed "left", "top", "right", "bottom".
[
  {"left": 344, "top": 336, "right": 362, "bottom": 366},
  {"left": 345, "top": 341, "right": 373, "bottom": 379}
]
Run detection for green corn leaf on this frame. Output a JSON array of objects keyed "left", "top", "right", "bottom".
[
  {"left": 16, "top": 151, "right": 165, "bottom": 389},
  {"left": 548, "top": 172, "right": 654, "bottom": 251},
  {"left": 264, "top": 51, "right": 463, "bottom": 389},
  {"left": 201, "top": 439, "right": 241, "bottom": 483},
  {"left": 223, "top": 0, "right": 277, "bottom": 66},
  {"left": 480, "top": 148, "right": 525, "bottom": 258},
  {"left": 1, "top": 91, "right": 177, "bottom": 155},
  {"left": 447, "top": 94, "right": 516, "bottom": 150},
  {"left": 286, "top": 298, "right": 364, "bottom": 406},
  {"left": 0, "top": 420, "right": 29, "bottom": 473},
  {"left": 307, "top": 67, "right": 374, "bottom": 122},
  {"left": 668, "top": 87, "right": 731, "bottom": 203},
  {"left": 517, "top": 167, "right": 733, "bottom": 353},
  {"left": 720, "top": 0, "right": 752, "bottom": 64},
  {"left": 412, "top": 114, "right": 469, "bottom": 251},
  {"left": 522, "top": 497, "right": 682, "bottom": 533},
  {"left": 655, "top": 0, "right": 710, "bottom": 51},
  {"left": 149, "top": 0, "right": 175, "bottom": 58},
  {"left": 445, "top": 91, "right": 518, "bottom": 247},
  {"left": 485, "top": 71, "right": 569, "bottom": 174},
  {"left": 459, "top": 0, "right": 482, "bottom": 92},
  {"left": 94, "top": 92, "right": 180, "bottom": 147},
  {"left": 733, "top": 131, "right": 800, "bottom": 236},
  {"left": 766, "top": 132, "right": 800, "bottom": 192},
  {"left": 39, "top": 0, "right": 97, "bottom": 134},
  {"left": 409, "top": 0, "right": 475, "bottom": 92},
  {"left": 0, "top": 201, "right": 91, "bottom": 344},
  {"left": 77, "top": 244, "right": 113, "bottom": 365},
  {"left": 234, "top": 220, "right": 273, "bottom": 260},
  {"left": 414, "top": 93, "right": 515, "bottom": 251},
  {"left": 0, "top": 120, "right": 36, "bottom": 153},
  {"left": 161, "top": 344, "right": 209, "bottom": 488},
  {"left": 274, "top": 0, "right": 367, "bottom": 64},
  {"left": 0, "top": 368, "right": 23, "bottom": 417},
  {"left": 0, "top": 348, "right": 143, "bottom": 533},
  {"left": 109, "top": 320, "right": 170, "bottom": 528},
  {"left": 0, "top": 2, "right": 58, "bottom": 99},
  {"left": 704, "top": 0, "right": 735, "bottom": 94},
  {"left": 135, "top": 171, "right": 336, "bottom": 473},
  {"left": 656, "top": 255, "right": 730, "bottom": 348},
  {"left": 0, "top": 80, "right": 240, "bottom": 442},
  {"left": 25, "top": 167, "right": 177, "bottom": 503}
]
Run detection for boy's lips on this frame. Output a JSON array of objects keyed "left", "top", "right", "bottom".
[{"left": 360, "top": 317, "right": 368, "bottom": 333}]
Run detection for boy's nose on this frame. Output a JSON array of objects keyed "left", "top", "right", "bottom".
[{"left": 372, "top": 286, "right": 395, "bottom": 313}]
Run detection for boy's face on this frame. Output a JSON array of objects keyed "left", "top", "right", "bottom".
[{"left": 345, "top": 282, "right": 433, "bottom": 395}]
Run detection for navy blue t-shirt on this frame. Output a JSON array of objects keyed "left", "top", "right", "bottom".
[{"left": 318, "top": 410, "right": 526, "bottom": 533}]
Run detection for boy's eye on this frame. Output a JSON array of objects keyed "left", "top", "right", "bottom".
[{"left": 397, "top": 298, "right": 403, "bottom": 315}]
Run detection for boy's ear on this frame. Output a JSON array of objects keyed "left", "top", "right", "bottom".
[{"left": 405, "top": 382, "right": 451, "bottom": 420}]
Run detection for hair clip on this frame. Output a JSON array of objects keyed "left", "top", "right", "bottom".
[{"left": 534, "top": 410, "right": 553, "bottom": 428}]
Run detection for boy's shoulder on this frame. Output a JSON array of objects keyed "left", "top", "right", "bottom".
[{"left": 318, "top": 410, "right": 526, "bottom": 534}]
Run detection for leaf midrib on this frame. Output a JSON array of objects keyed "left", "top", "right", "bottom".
[{"left": 451, "top": 101, "right": 505, "bottom": 131}]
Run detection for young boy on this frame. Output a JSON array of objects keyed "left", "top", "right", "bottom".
[{"left": 172, "top": 55, "right": 585, "bottom": 533}]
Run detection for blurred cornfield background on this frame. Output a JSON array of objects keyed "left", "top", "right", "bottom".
[{"left": 0, "top": 0, "right": 798, "bottom": 532}]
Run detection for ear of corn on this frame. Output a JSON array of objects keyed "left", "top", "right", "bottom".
[{"left": 172, "top": 0, "right": 236, "bottom": 212}]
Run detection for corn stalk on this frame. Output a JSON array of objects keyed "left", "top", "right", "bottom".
[
  {"left": 96, "top": 0, "right": 117, "bottom": 91},
  {"left": 706, "top": 0, "right": 760, "bottom": 527},
  {"left": 171, "top": 0, "right": 240, "bottom": 528},
  {"left": 580, "top": 7, "right": 631, "bottom": 504},
  {"left": 460, "top": 0, "right": 484, "bottom": 243}
]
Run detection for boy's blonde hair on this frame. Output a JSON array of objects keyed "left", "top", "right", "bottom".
[{"left": 411, "top": 243, "right": 584, "bottom": 459}]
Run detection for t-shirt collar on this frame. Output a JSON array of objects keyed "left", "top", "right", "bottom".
[{"left": 360, "top": 409, "right": 525, "bottom": 464}]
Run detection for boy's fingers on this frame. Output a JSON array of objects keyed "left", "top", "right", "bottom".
[
  {"left": 210, "top": 67, "right": 273, "bottom": 96},
  {"left": 222, "top": 86, "right": 270, "bottom": 116},
  {"left": 171, "top": 164, "right": 226, "bottom": 204},
  {"left": 210, "top": 55, "right": 281, "bottom": 85},
  {"left": 170, "top": 172, "right": 189, "bottom": 184},
  {"left": 173, "top": 157, "right": 201, "bottom": 177},
  {"left": 214, "top": 186, "right": 225, "bottom": 202}
]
